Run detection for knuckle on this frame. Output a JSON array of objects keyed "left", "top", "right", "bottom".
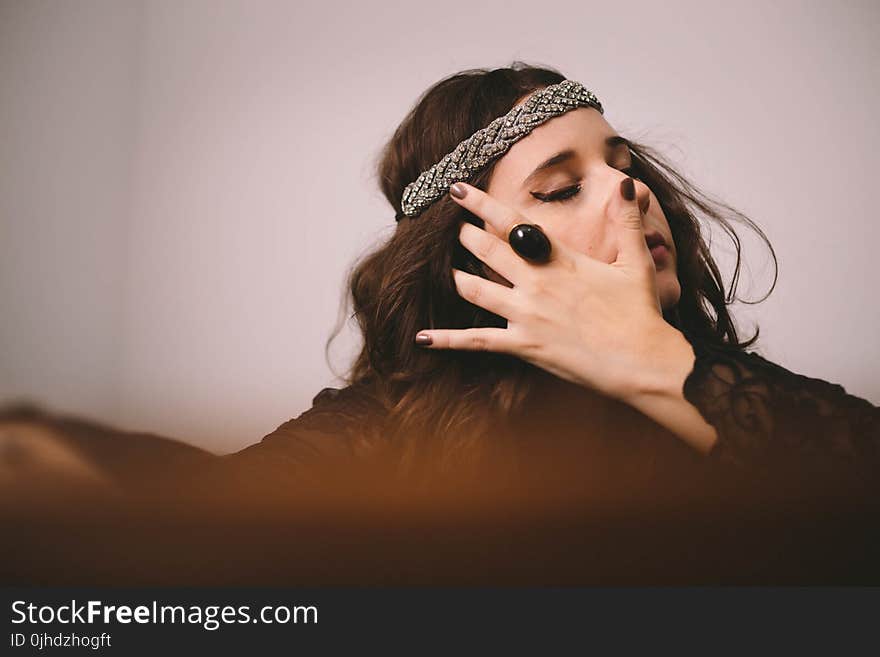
[
  {"left": 517, "top": 299, "right": 542, "bottom": 323},
  {"left": 454, "top": 274, "right": 482, "bottom": 304},
  {"left": 562, "top": 254, "right": 580, "bottom": 275},
  {"left": 520, "top": 337, "right": 542, "bottom": 354},
  {"left": 523, "top": 268, "right": 544, "bottom": 290},
  {"left": 465, "top": 279, "right": 482, "bottom": 304},
  {"left": 470, "top": 334, "right": 490, "bottom": 351},
  {"left": 619, "top": 209, "right": 644, "bottom": 226},
  {"left": 509, "top": 327, "right": 538, "bottom": 354},
  {"left": 466, "top": 191, "right": 484, "bottom": 213},
  {"left": 476, "top": 234, "right": 499, "bottom": 261},
  {"left": 529, "top": 276, "right": 552, "bottom": 296}
]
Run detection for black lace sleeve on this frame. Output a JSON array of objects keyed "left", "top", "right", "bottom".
[{"left": 681, "top": 339, "right": 880, "bottom": 490}]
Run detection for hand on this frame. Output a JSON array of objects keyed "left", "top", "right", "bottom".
[{"left": 414, "top": 178, "right": 684, "bottom": 403}]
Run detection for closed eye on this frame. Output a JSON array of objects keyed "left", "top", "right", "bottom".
[
  {"left": 530, "top": 184, "right": 582, "bottom": 204},
  {"left": 530, "top": 160, "right": 644, "bottom": 204}
]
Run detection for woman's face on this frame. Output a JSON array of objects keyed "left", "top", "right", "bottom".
[{"left": 485, "top": 105, "right": 681, "bottom": 311}]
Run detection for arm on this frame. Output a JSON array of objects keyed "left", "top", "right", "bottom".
[{"left": 621, "top": 325, "right": 719, "bottom": 455}]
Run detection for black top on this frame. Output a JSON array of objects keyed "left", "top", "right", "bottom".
[
  {"left": 217, "top": 340, "right": 880, "bottom": 503},
  {"left": 4, "top": 339, "right": 879, "bottom": 585},
  {"left": 685, "top": 341, "right": 879, "bottom": 483}
]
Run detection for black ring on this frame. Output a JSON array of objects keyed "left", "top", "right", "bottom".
[{"left": 508, "top": 223, "right": 552, "bottom": 263}]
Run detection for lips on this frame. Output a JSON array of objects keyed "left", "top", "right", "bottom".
[
  {"left": 645, "top": 230, "right": 671, "bottom": 267},
  {"left": 644, "top": 231, "right": 668, "bottom": 250}
]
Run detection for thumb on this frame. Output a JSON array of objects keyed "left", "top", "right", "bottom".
[{"left": 612, "top": 176, "right": 653, "bottom": 272}]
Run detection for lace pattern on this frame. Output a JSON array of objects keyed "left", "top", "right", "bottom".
[{"left": 682, "top": 339, "right": 879, "bottom": 487}]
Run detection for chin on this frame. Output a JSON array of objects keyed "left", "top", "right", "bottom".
[{"left": 657, "top": 275, "right": 682, "bottom": 312}]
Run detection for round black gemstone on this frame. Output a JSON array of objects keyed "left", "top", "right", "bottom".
[{"left": 508, "top": 223, "right": 551, "bottom": 263}]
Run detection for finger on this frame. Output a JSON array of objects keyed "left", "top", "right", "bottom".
[
  {"left": 413, "top": 327, "right": 517, "bottom": 353},
  {"left": 452, "top": 267, "right": 520, "bottom": 319},
  {"left": 449, "top": 182, "right": 575, "bottom": 266},
  {"left": 612, "top": 176, "right": 654, "bottom": 274},
  {"left": 458, "top": 223, "right": 530, "bottom": 285}
]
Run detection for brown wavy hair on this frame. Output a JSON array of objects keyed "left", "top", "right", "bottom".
[{"left": 327, "top": 62, "right": 777, "bottom": 476}]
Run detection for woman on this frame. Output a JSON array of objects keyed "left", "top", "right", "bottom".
[
  {"left": 4, "top": 63, "right": 876, "bottom": 497},
  {"left": 221, "top": 63, "right": 878, "bottom": 505},
  {"left": 4, "top": 62, "right": 878, "bottom": 585}
]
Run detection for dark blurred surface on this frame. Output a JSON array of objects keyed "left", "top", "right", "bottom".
[{"left": 2, "top": 402, "right": 879, "bottom": 586}]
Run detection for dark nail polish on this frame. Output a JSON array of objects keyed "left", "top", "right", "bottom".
[
  {"left": 620, "top": 177, "right": 636, "bottom": 201},
  {"left": 449, "top": 183, "right": 467, "bottom": 199},
  {"left": 415, "top": 333, "right": 433, "bottom": 346}
]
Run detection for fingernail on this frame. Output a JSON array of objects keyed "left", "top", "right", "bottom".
[
  {"left": 620, "top": 177, "right": 636, "bottom": 201},
  {"left": 415, "top": 333, "right": 433, "bottom": 345},
  {"left": 449, "top": 183, "right": 467, "bottom": 199}
]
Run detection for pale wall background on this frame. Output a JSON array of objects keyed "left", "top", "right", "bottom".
[{"left": 1, "top": 0, "right": 877, "bottom": 454}]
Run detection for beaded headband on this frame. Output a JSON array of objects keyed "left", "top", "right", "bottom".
[{"left": 396, "top": 79, "right": 604, "bottom": 220}]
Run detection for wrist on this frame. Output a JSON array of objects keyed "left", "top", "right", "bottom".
[
  {"left": 620, "top": 323, "right": 718, "bottom": 454},
  {"left": 623, "top": 322, "right": 697, "bottom": 405}
]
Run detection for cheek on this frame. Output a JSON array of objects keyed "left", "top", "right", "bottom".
[{"left": 547, "top": 222, "right": 614, "bottom": 262}]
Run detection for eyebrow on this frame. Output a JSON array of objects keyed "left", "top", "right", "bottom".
[{"left": 521, "top": 135, "right": 631, "bottom": 188}]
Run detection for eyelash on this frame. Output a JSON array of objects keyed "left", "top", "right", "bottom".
[{"left": 532, "top": 166, "right": 641, "bottom": 204}]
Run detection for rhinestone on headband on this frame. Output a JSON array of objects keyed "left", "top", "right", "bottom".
[{"left": 397, "top": 79, "right": 603, "bottom": 220}]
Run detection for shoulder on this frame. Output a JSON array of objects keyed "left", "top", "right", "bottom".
[
  {"left": 227, "top": 383, "right": 387, "bottom": 469},
  {"left": 268, "top": 383, "right": 386, "bottom": 445},
  {"left": 285, "top": 385, "right": 387, "bottom": 436},
  {"left": 688, "top": 339, "right": 830, "bottom": 386},
  {"left": 688, "top": 340, "right": 879, "bottom": 424},
  {"left": 737, "top": 350, "right": 866, "bottom": 400}
]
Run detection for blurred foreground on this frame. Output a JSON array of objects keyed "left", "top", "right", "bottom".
[{"left": 2, "top": 403, "right": 879, "bottom": 586}]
